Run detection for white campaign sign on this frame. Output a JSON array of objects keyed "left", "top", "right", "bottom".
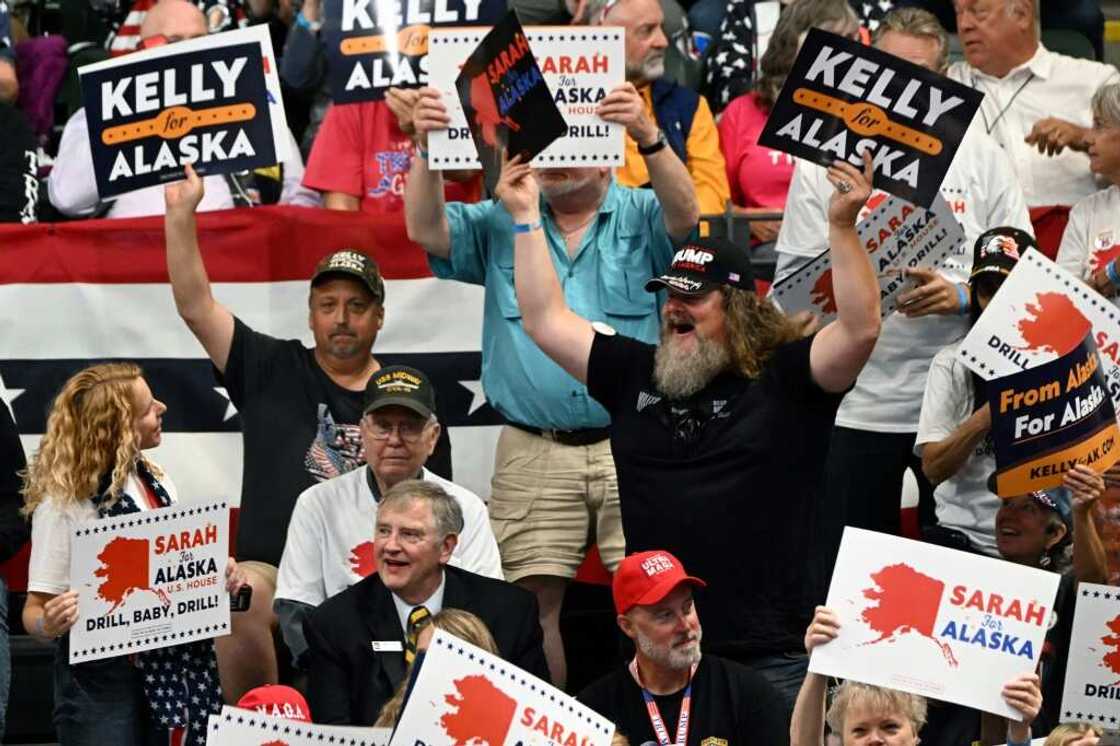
[
  {"left": 205, "top": 706, "right": 390, "bottom": 745},
  {"left": 1061, "top": 582, "right": 1120, "bottom": 727},
  {"left": 812, "top": 527, "right": 1060, "bottom": 718},
  {"left": 769, "top": 192, "right": 964, "bottom": 323},
  {"left": 427, "top": 27, "right": 625, "bottom": 169},
  {"left": 69, "top": 499, "right": 230, "bottom": 664},
  {"left": 955, "top": 250, "right": 1120, "bottom": 410},
  {"left": 390, "top": 629, "right": 614, "bottom": 746}
]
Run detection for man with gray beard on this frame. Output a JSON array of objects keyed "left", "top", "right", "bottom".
[
  {"left": 577, "top": 550, "right": 786, "bottom": 745},
  {"left": 507, "top": 150, "right": 881, "bottom": 719},
  {"left": 405, "top": 83, "right": 699, "bottom": 689}
]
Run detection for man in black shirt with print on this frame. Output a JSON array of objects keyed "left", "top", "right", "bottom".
[
  {"left": 504, "top": 149, "right": 881, "bottom": 715},
  {"left": 579, "top": 550, "right": 786, "bottom": 745},
  {"left": 163, "top": 165, "right": 447, "bottom": 702}
]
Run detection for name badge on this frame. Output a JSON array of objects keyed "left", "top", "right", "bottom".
[{"left": 371, "top": 640, "right": 403, "bottom": 653}]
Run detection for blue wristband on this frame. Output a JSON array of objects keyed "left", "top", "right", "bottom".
[
  {"left": 1107, "top": 258, "right": 1120, "bottom": 288},
  {"left": 416, "top": 146, "right": 429, "bottom": 161},
  {"left": 956, "top": 283, "right": 969, "bottom": 315},
  {"left": 294, "top": 10, "right": 309, "bottom": 28},
  {"left": 1005, "top": 736, "right": 1031, "bottom": 746},
  {"left": 512, "top": 220, "right": 542, "bottom": 233}
]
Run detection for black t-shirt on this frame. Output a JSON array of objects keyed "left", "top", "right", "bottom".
[
  {"left": 587, "top": 332, "right": 844, "bottom": 656},
  {"left": 1036, "top": 572, "right": 1076, "bottom": 736},
  {"left": 220, "top": 318, "right": 450, "bottom": 565},
  {"left": 577, "top": 655, "right": 787, "bottom": 746},
  {"left": 0, "top": 104, "right": 37, "bottom": 224}
]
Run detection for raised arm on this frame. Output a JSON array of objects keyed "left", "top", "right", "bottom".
[
  {"left": 503, "top": 155, "right": 595, "bottom": 384},
  {"left": 404, "top": 87, "right": 453, "bottom": 259},
  {"left": 791, "top": 606, "right": 840, "bottom": 746},
  {"left": 164, "top": 164, "right": 235, "bottom": 372},
  {"left": 922, "top": 404, "right": 991, "bottom": 485},
  {"left": 1066, "top": 464, "right": 1108, "bottom": 584},
  {"left": 808, "top": 153, "right": 882, "bottom": 393},
  {"left": 596, "top": 83, "right": 699, "bottom": 241}
]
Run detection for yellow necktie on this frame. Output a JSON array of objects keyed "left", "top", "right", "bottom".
[{"left": 405, "top": 605, "right": 431, "bottom": 664}]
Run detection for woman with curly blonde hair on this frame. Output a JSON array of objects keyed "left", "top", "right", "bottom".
[{"left": 21, "top": 362, "right": 246, "bottom": 746}]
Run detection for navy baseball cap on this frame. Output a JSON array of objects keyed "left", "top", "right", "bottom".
[{"left": 645, "top": 237, "right": 755, "bottom": 296}]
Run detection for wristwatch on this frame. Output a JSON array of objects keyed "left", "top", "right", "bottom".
[{"left": 637, "top": 130, "right": 667, "bottom": 156}]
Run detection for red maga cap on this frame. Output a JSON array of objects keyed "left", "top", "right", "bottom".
[
  {"left": 237, "top": 685, "right": 312, "bottom": 723},
  {"left": 612, "top": 550, "right": 706, "bottom": 615}
]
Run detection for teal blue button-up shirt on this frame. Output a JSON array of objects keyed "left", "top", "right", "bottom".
[{"left": 430, "top": 182, "right": 675, "bottom": 429}]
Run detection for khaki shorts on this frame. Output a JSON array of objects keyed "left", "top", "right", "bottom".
[{"left": 488, "top": 425, "right": 624, "bottom": 582}]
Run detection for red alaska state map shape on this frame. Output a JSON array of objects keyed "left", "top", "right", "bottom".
[
  {"left": 1016, "top": 292, "right": 1092, "bottom": 357},
  {"left": 811, "top": 269, "right": 838, "bottom": 314},
  {"left": 1100, "top": 613, "right": 1120, "bottom": 683},
  {"left": 94, "top": 537, "right": 156, "bottom": 613},
  {"left": 439, "top": 674, "right": 517, "bottom": 746},
  {"left": 861, "top": 563, "right": 959, "bottom": 667},
  {"left": 1091, "top": 244, "right": 1120, "bottom": 273},
  {"left": 348, "top": 541, "right": 377, "bottom": 577}
]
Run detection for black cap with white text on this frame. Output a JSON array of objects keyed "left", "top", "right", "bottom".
[{"left": 644, "top": 237, "right": 755, "bottom": 296}]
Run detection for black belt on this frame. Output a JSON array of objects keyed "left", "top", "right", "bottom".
[{"left": 508, "top": 421, "right": 611, "bottom": 447}]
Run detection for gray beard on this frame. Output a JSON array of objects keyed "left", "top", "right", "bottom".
[
  {"left": 652, "top": 332, "right": 730, "bottom": 399},
  {"left": 635, "top": 627, "right": 703, "bottom": 671}
]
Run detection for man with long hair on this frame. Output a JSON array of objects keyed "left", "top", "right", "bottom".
[{"left": 507, "top": 148, "right": 881, "bottom": 715}]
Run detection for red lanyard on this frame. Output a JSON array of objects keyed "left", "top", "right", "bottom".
[{"left": 628, "top": 658, "right": 696, "bottom": 746}]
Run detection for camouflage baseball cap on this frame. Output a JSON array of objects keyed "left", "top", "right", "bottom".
[{"left": 311, "top": 250, "right": 385, "bottom": 305}]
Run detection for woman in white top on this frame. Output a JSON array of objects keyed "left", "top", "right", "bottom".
[
  {"left": 1057, "top": 83, "right": 1120, "bottom": 302},
  {"left": 21, "top": 362, "right": 245, "bottom": 746}
]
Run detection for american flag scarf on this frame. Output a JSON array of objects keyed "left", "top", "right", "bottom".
[{"left": 92, "top": 460, "right": 224, "bottom": 746}]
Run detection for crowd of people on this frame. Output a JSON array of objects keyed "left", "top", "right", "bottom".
[{"left": 1, "top": 0, "right": 1120, "bottom": 744}]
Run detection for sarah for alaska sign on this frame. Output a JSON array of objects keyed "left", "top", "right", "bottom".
[
  {"left": 206, "top": 706, "right": 390, "bottom": 746},
  {"left": 956, "top": 250, "right": 1120, "bottom": 417},
  {"left": 79, "top": 25, "right": 288, "bottom": 200},
  {"left": 389, "top": 630, "right": 614, "bottom": 746},
  {"left": 812, "top": 527, "right": 1059, "bottom": 718},
  {"left": 323, "top": 0, "right": 507, "bottom": 103},
  {"left": 758, "top": 28, "right": 981, "bottom": 208},
  {"left": 69, "top": 499, "right": 230, "bottom": 664},
  {"left": 769, "top": 192, "right": 964, "bottom": 323},
  {"left": 428, "top": 26, "right": 625, "bottom": 169}
]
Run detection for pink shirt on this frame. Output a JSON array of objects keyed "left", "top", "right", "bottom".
[{"left": 717, "top": 92, "right": 795, "bottom": 210}]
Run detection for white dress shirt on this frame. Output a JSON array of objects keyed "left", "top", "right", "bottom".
[{"left": 948, "top": 45, "right": 1118, "bottom": 208}]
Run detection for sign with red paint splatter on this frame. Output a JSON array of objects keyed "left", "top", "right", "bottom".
[
  {"left": 206, "top": 705, "right": 390, "bottom": 745},
  {"left": 812, "top": 527, "right": 1060, "bottom": 718},
  {"left": 69, "top": 499, "right": 230, "bottom": 663},
  {"left": 390, "top": 630, "right": 614, "bottom": 746},
  {"left": 427, "top": 26, "right": 624, "bottom": 170},
  {"left": 958, "top": 250, "right": 1120, "bottom": 417},
  {"left": 769, "top": 191, "right": 963, "bottom": 323},
  {"left": 1060, "top": 582, "right": 1120, "bottom": 728}
]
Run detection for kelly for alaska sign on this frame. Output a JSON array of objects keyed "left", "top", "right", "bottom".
[
  {"left": 769, "top": 191, "right": 964, "bottom": 323},
  {"left": 1060, "top": 583, "right": 1120, "bottom": 729},
  {"left": 206, "top": 706, "right": 390, "bottom": 745},
  {"left": 323, "top": 0, "right": 507, "bottom": 103},
  {"left": 389, "top": 630, "right": 614, "bottom": 746},
  {"left": 987, "top": 334, "right": 1120, "bottom": 496},
  {"left": 69, "top": 499, "right": 230, "bottom": 664},
  {"left": 428, "top": 25, "right": 624, "bottom": 169},
  {"left": 78, "top": 25, "right": 288, "bottom": 200},
  {"left": 758, "top": 28, "right": 981, "bottom": 208},
  {"left": 956, "top": 251, "right": 1120, "bottom": 415},
  {"left": 812, "top": 527, "right": 1060, "bottom": 718}
]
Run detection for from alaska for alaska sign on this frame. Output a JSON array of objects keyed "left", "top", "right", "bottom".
[{"left": 758, "top": 28, "right": 981, "bottom": 208}]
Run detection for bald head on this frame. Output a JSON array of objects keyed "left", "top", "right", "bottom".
[{"left": 139, "top": 0, "right": 207, "bottom": 42}]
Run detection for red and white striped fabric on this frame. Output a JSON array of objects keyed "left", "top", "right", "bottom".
[
  {"left": 106, "top": 0, "right": 156, "bottom": 57},
  {"left": 0, "top": 205, "right": 500, "bottom": 503}
]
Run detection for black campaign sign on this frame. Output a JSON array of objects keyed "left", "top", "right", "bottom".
[
  {"left": 324, "top": 0, "right": 507, "bottom": 103},
  {"left": 758, "top": 28, "right": 981, "bottom": 208},
  {"left": 80, "top": 39, "right": 276, "bottom": 199}
]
